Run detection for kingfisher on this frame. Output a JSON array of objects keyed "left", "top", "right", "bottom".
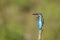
[
  {"left": 32, "top": 12, "right": 44, "bottom": 40},
  {"left": 33, "top": 12, "right": 44, "bottom": 40},
  {"left": 32, "top": 12, "right": 44, "bottom": 30}
]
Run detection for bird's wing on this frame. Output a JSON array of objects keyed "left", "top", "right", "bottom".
[{"left": 42, "top": 18, "right": 44, "bottom": 26}]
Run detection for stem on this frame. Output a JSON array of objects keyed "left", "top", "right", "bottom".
[{"left": 38, "top": 30, "right": 42, "bottom": 40}]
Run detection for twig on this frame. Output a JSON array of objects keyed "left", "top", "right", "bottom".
[{"left": 38, "top": 30, "right": 42, "bottom": 40}]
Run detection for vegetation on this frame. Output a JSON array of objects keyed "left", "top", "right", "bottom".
[{"left": 0, "top": 0, "right": 60, "bottom": 40}]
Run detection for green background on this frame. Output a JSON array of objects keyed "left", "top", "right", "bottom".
[{"left": 0, "top": 0, "right": 60, "bottom": 40}]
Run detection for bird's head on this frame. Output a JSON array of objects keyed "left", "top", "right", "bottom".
[{"left": 32, "top": 12, "right": 43, "bottom": 17}]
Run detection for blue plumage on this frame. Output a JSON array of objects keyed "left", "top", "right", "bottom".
[{"left": 36, "top": 13, "right": 44, "bottom": 30}]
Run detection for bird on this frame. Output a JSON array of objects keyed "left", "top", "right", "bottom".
[
  {"left": 32, "top": 12, "right": 44, "bottom": 30},
  {"left": 32, "top": 12, "right": 44, "bottom": 40}
]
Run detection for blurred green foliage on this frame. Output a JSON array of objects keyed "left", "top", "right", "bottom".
[{"left": 0, "top": 0, "right": 60, "bottom": 40}]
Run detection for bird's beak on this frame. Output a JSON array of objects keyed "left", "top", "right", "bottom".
[{"left": 32, "top": 13, "right": 38, "bottom": 15}]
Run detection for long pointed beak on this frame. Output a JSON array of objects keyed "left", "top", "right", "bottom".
[
  {"left": 32, "top": 12, "right": 42, "bottom": 15},
  {"left": 32, "top": 13, "right": 39, "bottom": 15}
]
